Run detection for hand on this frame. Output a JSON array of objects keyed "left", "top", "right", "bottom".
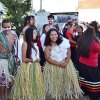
[
  {"left": 60, "top": 61, "right": 68, "bottom": 68},
  {"left": 62, "top": 62, "right": 68, "bottom": 68},
  {"left": 36, "top": 59, "right": 40, "bottom": 63},
  {"left": 30, "top": 58, "right": 33, "bottom": 63}
]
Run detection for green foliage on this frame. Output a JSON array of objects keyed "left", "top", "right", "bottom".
[{"left": 0, "top": 0, "right": 32, "bottom": 37}]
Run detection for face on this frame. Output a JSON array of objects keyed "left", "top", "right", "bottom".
[
  {"left": 45, "top": 25, "right": 50, "bottom": 32},
  {"left": 33, "top": 30, "right": 37, "bottom": 40},
  {"left": 77, "top": 26, "right": 83, "bottom": 34},
  {"left": 48, "top": 18, "right": 54, "bottom": 24},
  {"left": 50, "top": 31, "right": 58, "bottom": 42},
  {"left": 2, "top": 22, "right": 11, "bottom": 33},
  {"left": 29, "top": 18, "right": 35, "bottom": 26}
]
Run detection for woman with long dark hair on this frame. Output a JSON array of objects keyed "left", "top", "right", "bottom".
[
  {"left": 39, "top": 24, "right": 50, "bottom": 70},
  {"left": 40, "top": 24, "right": 50, "bottom": 50},
  {"left": 65, "top": 22, "right": 77, "bottom": 67},
  {"left": 89, "top": 21, "right": 100, "bottom": 39},
  {"left": 77, "top": 26, "right": 100, "bottom": 100},
  {"left": 74, "top": 25, "right": 83, "bottom": 70},
  {"left": 22, "top": 15, "right": 36, "bottom": 41},
  {"left": 89, "top": 21, "right": 100, "bottom": 70},
  {"left": 12, "top": 27, "right": 45, "bottom": 100},
  {"left": 43, "top": 28, "right": 82, "bottom": 100}
]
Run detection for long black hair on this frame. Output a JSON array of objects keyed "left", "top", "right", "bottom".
[
  {"left": 25, "top": 27, "right": 37, "bottom": 58},
  {"left": 42, "top": 24, "right": 49, "bottom": 34},
  {"left": 77, "top": 26, "right": 96, "bottom": 57},
  {"left": 44, "top": 28, "right": 63, "bottom": 46},
  {"left": 89, "top": 21, "right": 99, "bottom": 33},
  {"left": 24, "top": 15, "right": 35, "bottom": 27}
]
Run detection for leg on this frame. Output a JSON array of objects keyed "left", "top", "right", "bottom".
[
  {"left": 1, "top": 86, "right": 6, "bottom": 100},
  {"left": 7, "top": 81, "right": 14, "bottom": 100}
]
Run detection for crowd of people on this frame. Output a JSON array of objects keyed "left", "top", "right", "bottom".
[{"left": 0, "top": 14, "right": 100, "bottom": 100}]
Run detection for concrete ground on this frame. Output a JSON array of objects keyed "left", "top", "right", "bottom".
[
  {"left": 46, "top": 95, "right": 90, "bottom": 100},
  {"left": 79, "top": 95, "right": 90, "bottom": 100}
]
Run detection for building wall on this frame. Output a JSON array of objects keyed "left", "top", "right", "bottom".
[
  {"left": 78, "top": 0, "right": 100, "bottom": 9},
  {"left": 78, "top": 9, "right": 100, "bottom": 23}
]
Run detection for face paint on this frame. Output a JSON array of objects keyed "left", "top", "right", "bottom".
[{"left": 2, "top": 27, "right": 11, "bottom": 31}]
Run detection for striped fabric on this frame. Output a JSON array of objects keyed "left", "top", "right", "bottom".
[
  {"left": 78, "top": 62, "right": 100, "bottom": 99},
  {"left": 79, "top": 77, "right": 100, "bottom": 92}
]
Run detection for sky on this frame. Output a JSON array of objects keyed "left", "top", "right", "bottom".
[
  {"left": 32, "top": 0, "right": 78, "bottom": 12},
  {"left": 1, "top": 0, "right": 100, "bottom": 22},
  {"left": 0, "top": 0, "right": 78, "bottom": 12}
]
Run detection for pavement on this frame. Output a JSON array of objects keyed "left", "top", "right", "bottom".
[{"left": 80, "top": 96, "right": 90, "bottom": 100}]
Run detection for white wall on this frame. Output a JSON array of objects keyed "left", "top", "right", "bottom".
[
  {"left": 78, "top": 9, "right": 100, "bottom": 23},
  {"left": 36, "top": 11, "right": 50, "bottom": 30}
]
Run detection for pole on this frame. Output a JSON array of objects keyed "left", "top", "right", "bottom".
[{"left": 40, "top": 0, "right": 42, "bottom": 11}]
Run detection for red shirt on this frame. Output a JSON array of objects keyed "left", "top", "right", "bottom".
[
  {"left": 65, "top": 29, "right": 76, "bottom": 47},
  {"left": 37, "top": 36, "right": 42, "bottom": 49},
  {"left": 80, "top": 41, "right": 100, "bottom": 67}
]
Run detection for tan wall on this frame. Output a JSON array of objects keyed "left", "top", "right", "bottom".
[{"left": 78, "top": 0, "right": 100, "bottom": 9}]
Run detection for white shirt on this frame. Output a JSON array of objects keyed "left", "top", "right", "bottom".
[
  {"left": 31, "top": 43, "right": 40, "bottom": 61},
  {"left": 50, "top": 38, "right": 70, "bottom": 62},
  {"left": 40, "top": 33, "right": 46, "bottom": 51}
]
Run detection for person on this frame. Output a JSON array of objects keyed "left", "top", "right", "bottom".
[
  {"left": 12, "top": 27, "right": 45, "bottom": 100},
  {"left": 22, "top": 15, "right": 36, "bottom": 41},
  {"left": 62, "top": 22, "right": 70, "bottom": 38},
  {"left": 89, "top": 21, "right": 100, "bottom": 39},
  {"left": 74, "top": 25, "right": 83, "bottom": 70},
  {"left": 65, "top": 22, "right": 77, "bottom": 67},
  {"left": 47, "top": 14, "right": 60, "bottom": 32},
  {"left": 40, "top": 24, "right": 50, "bottom": 51},
  {"left": 0, "top": 19, "right": 17, "bottom": 100},
  {"left": 77, "top": 27, "right": 100, "bottom": 100},
  {"left": 89, "top": 21, "right": 100, "bottom": 69},
  {"left": 74, "top": 25, "right": 83, "bottom": 42},
  {"left": 39, "top": 24, "right": 50, "bottom": 70},
  {"left": 43, "top": 28, "right": 82, "bottom": 100}
]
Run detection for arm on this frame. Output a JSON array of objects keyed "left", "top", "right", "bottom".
[
  {"left": 22, "top": 31, "right": 25, "bottom": 41},
  {"left": 66, "top": 29, "right": 76, "bottom": 44},
  {"left": 0, "top": 42, "right": 7, "bottom": 53},
  {"left": 22, "top": 28, "right": 26, "bottom": 41},
  {"left": 62, "top": 48, "right": 71, "bottom": 68},
  {"left": 65, "top": 48, "right": 71, "bottom": 64},
  {"left": 22, "top": 42, "right": 33, "bottom": 63},
  {"left": 68, "top": 38, "right": 76, "bottom": 44},
  {"left": 44, "top": 46, "right": 61, "bottom": 66}
]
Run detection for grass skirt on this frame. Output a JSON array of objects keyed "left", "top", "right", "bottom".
[
  {"left": 12, "top": 62, "right": 45, "bottom": 100},
  {"left": 43, "top": 60, "right": 82, "bottom": 99}
]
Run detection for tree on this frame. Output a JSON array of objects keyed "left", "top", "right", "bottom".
[
  {"left": 0, "top": 0, "right": 32, "bottom": 37},
  {"left": 0, "top": 10, "right": 3, "bottom": 15}
]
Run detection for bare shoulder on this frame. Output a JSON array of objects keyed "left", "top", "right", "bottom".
[
  {"left": 22, "top": 41, "right": 27, "bottom": 48},
  {"left": 22, "top": 26, "right": 29, "bottom": 34},
  {"left": 45, "top": 46, "right": 52, "bottom": 52}
]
